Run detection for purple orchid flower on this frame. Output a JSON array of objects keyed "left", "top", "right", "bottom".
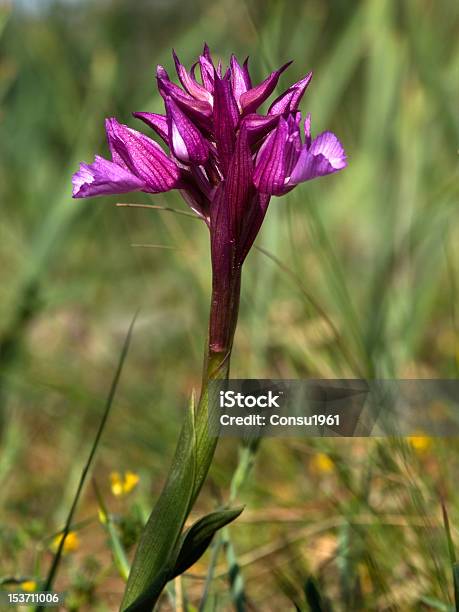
[{"left": 72, "top": 44, "right": 346, "bottom": 353}]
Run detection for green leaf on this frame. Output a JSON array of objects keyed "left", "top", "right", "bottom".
[
  {"left": 121, "top": 391, "right": 198, "bottom": 611},
  {"left": 170, "top": 506, "right": 244, "bottom": 580}
]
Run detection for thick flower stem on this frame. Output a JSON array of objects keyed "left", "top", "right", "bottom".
[
  {"left": 192, "top": 267, "right": 242, "bottom": 503},
  {"left": 121, "top": 269, "right": 242, "bottom": 612}
]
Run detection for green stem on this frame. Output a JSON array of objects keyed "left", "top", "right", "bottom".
[{"left": 121, "top": 270, "right": 242, "bottom": 611}]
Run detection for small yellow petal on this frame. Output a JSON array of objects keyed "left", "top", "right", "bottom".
[
  {"left": 123, "top": 471, "right": 140, "bottom": 494},
  {"left": 110, "top": 470, "right": 140, "bottom": 497},
  {"left": 20, "top": 581, "right": 37, "bottom": 592},
  {"left": 311, "top": 452, "right": 334, "bottom": 473},
  {"left": 408, "top": 432, "right": 432, "bottom": 453},
  {"left": 110, "top": 471, "right": 124, "bottom": 497},
  {"left": 51, "top": 531, "right": 80, "bottom": 554}
]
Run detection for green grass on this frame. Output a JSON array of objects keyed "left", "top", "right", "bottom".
[{"left": 1, "top": 0, "right": 459, "bottom": 609}]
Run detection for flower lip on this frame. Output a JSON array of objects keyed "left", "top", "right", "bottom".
[
  {"left": 72, "top": 156, "right": 146, "bottom": 198},
  {"left": 253, "top": 113, "right": 347, "bottom": 195},
  {"left": 287, "top": 130, "right": 347, "bottom": 186}
]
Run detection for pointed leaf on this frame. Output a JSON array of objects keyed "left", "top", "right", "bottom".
[{"left": 170, "top": 507, "right": 244, "bottom": 579}]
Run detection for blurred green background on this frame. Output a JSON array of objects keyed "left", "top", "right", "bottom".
[{"left": 1, "top": 0, "right": 459, "bottom": 610}]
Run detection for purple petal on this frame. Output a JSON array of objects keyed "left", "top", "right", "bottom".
[
  {"left": 157, "top": 65, "right": 212, "bottom": 130},
  {"left": 242, "top": 57, "right": 252, "bottom": 89},
  {"left": 165, "top": 96, "right": 209, "bottom": 165},
  {"left": 230, "top": 54, "right": 252, "bottom": 104},
  {"left": 202, "top": 42, "right": 212, "bottom": 61},
  {"left": 243, "top": 113, "right": 280, "bottom": 146},
  {"left": 199, "top": 54, "right": 215, "bottom": 92},
  {"left": 213, "top": 73, "right": 239, "bottom": 174},
  {"left": 105, "top": 119, "right": 130, "bottom": 170},
  {"left": 288, "top": 131, "right": 347, "bottom": 185},
  {"left": 172, "top": 50, "right": 213, "bottom": 104},
  {"left": 268, "top": 71, "right": 313, "bottom": 115},
  {"left": 72, "top": 155, "right": 146, "bottom": 198},
  {"left": 132, "top": 112, "right": 169, "bottom": 144},
  {"left": 239, "top": 61, "right": 292, "bottom": 115},
  {"left": 252, "top": 117, "right": 290, "bottom": 195},
  {"left": 105, "top": 118, "right": 180, "bottom": 193}
]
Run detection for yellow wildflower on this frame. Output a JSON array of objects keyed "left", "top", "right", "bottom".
[
  {"left": 408, "top": 432, "right": 432, "bottom": 453},
  {"left": 20, "top": 581, "right": 37, "bottom": 592},
  {"left": 110, "top": 470, "right": 140, "bottom": 497},
  {"left": 311, "top": 452, "right": 334, "bottom": 473},
  {"left": 51, "top": 531, "right": 80, "bottom": 554}
]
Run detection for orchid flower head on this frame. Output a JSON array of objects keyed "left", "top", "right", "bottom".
[{"left": 72, "top": 44, "right": 347, "bottom": 268}]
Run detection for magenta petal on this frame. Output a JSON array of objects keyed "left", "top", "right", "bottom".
[
  {"left": 268, "top": 71, "right": 313, "bottom": 115},
  {"left": 213, "top": 73, "right": 240, "bottom": 175},
  {"left": 243, "top": 113, "right": 280, "bottom": 145},
  {"left": 172, "top": 50, "right": 213, "bottom": 103},
  {"left": 253, "top": 117, "right": 290, "bottom": 195},
  {"left": 199, "top": 54, "right": 215, "bottom": 92},
  {"left": 288, "top": 131, "right": 347, "bottom": 185},
  {"left": 105, "top": 118, "right": 180, "bottom": 193},
  {"left": 239, "top": 61, "right": 292, "bottom": 115},
  {"left": 230, "top": 54, "right": 252, "bottom": 104},
  {"left": 72, "top": 155, "right": 146, "bottom": 198},
  {"left": 132, "top": 112, "right": 169, "bottom": 144},
  {"left": 165, "top": 96, "right": 208, "bottom": 165},
  {"left": 156, "top": 65, "right": 212, "bottom": 130}
]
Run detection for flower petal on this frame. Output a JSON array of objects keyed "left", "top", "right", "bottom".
[
  {"left": 132, "top": 112, "right": 169, "bottom": 144},
  {"left": 252, "top": 117, "right": 290, "bottom": 195},
  {"left": 199, "top": 54, "right": 215, "bottom": 92},
  {"left": 213, "top": 73, "right": 239, "bottom": 175},
  {"left": 105, "top": 118, "right": 181, "bottom": 193},
  {"left": 72, "top": 155, "right": 146, "bottom": 198},
  {"left": 288, "top": 131, "right": 347, "bottom": 185},
  {"left": 230, "top": 54, "right": 252, "bottom": 104},
  {"left": 172, "top": 50, "right": 213, "bottom": 104},
  {"left": 268, "top": 71, "right": 313, "bottom": 115},
  {"left": 157, "top": 65, "right": 212, "bottom": 131},
  {"left": 243, "top": 113, "right": 280, "bottom": 146},
  {"left": 165, "top": 96, "right": 209, "bottom": 164},
  {"left": 239, "top": 61, "right": 292, "bottom": 115}
]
